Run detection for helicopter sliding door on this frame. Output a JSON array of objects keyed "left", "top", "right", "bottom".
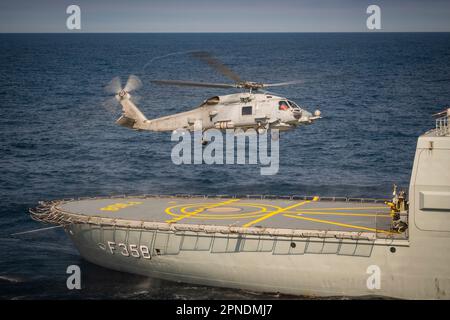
[{"left": 239, "top": 101, "right": 258, "bottom": 129}]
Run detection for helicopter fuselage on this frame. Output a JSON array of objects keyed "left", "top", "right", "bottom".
[{"left": 116, "top": 92, "right": 321, "bottom": 133}]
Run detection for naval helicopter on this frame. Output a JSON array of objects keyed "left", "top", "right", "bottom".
[{"left": 105, "top": 52, "right": 321, "bottom": 134}]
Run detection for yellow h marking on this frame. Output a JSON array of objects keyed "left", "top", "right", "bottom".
[{"left": 242, "top": 196, "right": 319, "bottom": 228}]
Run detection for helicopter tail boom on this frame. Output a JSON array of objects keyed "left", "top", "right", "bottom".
[{"left": 116, "top": 93, "right": 148, "bottom": 130}]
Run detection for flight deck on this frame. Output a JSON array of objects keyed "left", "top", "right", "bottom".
[{"left": 49, "top": 195, "right": 394, "bottom": 235}]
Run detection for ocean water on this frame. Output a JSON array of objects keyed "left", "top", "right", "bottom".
[{"left": 0, "top": 33, "right": 449, "bottom": 299}]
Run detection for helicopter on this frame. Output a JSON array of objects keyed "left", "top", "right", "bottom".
[{"left": 105, "top": 51, "right": 321, "bottom": 134}]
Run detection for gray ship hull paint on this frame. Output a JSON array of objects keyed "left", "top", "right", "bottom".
[{"left": 66, "top": 224, "right": 447, "bottom": 299}]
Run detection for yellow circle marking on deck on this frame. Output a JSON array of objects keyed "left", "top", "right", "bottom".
[
  {"left": 165, "top": 199, "right": 241, "bottom": 223},
  {"left": 207, "top": 207, "right": 242, "bottom": 213},
  {"left": 187, "top": 213, "right": 268, "bottom": 220},
  {"left": 165, "top": 203, "right": 282, "bottom": 219},
  {"left": 179, "top": 203, "right": 271, "bottom": 216},
  {"left": 180, "top": 204, "right": 246, "bottom": 215}
]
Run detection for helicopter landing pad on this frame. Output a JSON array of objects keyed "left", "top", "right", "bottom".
[{"left": 57, "top": 196, "right": 394, "bottom": 234}]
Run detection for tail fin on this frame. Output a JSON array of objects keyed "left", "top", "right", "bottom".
[{"left": 116, "top": 93, "right": 148, "bottom": 130}]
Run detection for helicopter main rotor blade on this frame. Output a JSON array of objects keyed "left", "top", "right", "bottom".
[
  {"left": 191, "top": 51, "right": 242, "bottom": 83},
  {"left": 151, "top": 80, "right": 236, "bottom": 89},
  {"left": 262, "top": 80, "right": 305, "bottom": 88}
]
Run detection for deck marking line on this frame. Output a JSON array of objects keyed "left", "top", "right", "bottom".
[
  {"left": 242, "top": 197, "right": 318, "bottom": 228},
  {"left": 165, "top": 199, "right": 239, "bottom": 223},
  {"left": 298, "top": 206, "right": 388, "bottom": 211},
  {"left": 287, "top": 211, "right": 391, "bottom": 218},
  {"left": 283, "top": 214, "right": 396, "bottom": 234}
]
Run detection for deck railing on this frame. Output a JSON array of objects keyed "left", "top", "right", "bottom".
[{"left": 435, "top": 108, "right": 450, "bottom": 136}]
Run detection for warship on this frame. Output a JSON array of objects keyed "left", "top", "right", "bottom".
[{"left": 30, "top": 109, "right": 450, "bottom": 299}]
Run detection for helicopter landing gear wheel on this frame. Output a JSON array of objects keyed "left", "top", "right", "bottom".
[{"left": 257, "top": 123, "right": 269, "bottom": 135}]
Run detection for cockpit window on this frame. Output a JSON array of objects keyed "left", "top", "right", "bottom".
[
  {"left": 288, "top": 101, "right": 299, "bottom": 109},
  {"left": 278, "top": 101, "right": 289, "bottom": 111}
]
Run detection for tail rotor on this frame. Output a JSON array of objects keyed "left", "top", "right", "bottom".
[
  {"left": 104, "top": 75, "right": 148, "bottom": 128},
  {"left": 105, "top": 74, "right": 142, "bottom": 100},
  {"left": 103, "top": 75, "right": 142, "bottom": 115}
]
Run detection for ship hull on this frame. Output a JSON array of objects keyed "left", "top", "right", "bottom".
[{"left": 65, "top": 223, "right": 449, "bottom": 299}]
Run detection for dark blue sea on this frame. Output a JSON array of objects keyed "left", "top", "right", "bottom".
[{"left": 0, "top": 33, "right": 449, "bottom": 299}]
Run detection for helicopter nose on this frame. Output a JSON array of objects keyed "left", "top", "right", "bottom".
[
  {"left": 293, "top": 109, "right": 302, "bottom": 119},
  {"left": 298, "top": 110, "right": 312, "bottom": 123}
]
